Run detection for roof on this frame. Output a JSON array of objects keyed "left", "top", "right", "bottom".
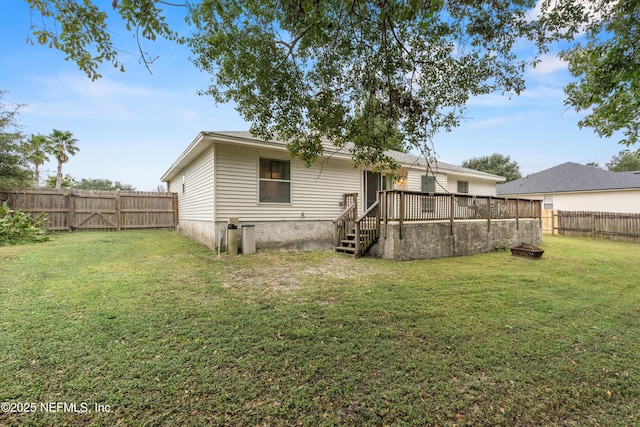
[
  {"left": 497, "top": 162, "right": 640, "bottom": 195},
  {"left": 161, "top": 131, "right": 505, "bottom": 183}
]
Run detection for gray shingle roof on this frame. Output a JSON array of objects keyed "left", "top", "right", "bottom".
[{"left": 497, "top": 162, "right": 640, "bottom": 195}]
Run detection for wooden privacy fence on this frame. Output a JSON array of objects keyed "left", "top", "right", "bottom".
[
  {"left": 554, "top": 210, "right": 640, "bottom": 243},
  {"left": 1, "top": 189, "right": 178, "bottom": 232}
]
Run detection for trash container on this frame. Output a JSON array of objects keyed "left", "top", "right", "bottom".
[
  {"left": 242, "top": 224, "right": 255, "bottom": 255},
  {"left": 227, "top": 224, "right": 238, "bottom": 255}
]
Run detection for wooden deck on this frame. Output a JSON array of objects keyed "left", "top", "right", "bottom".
[{"left": 334, "top": 191, "right": 542, "bottom": 257}]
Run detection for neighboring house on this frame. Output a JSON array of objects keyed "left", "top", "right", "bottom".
[
  {"left": 161, "top": 131, "right": 506, "bottom": 250},
  {"left": 497, "top": 162, "right": 640, "bottom": 214}
]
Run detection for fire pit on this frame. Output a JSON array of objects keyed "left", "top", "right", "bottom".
[{"left": 510, "top": 243, "right": 544, "bottom": 259}]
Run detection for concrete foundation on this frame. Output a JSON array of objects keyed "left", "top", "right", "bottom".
[
  {"left": 178, "top": 220, "right": 218, "bottom": 249},
  {"left": 369, "top": 219, "right": 542, "bottom": 261},
  {"left": 179, "top": 219, "right": 334, "bottom": 251},
  {"left": 179, "top": 218, "right": 542, "bottom": 260}
]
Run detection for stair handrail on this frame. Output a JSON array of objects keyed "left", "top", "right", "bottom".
[
  {"left": 333, "top": 202, "right": 357, "bottom": 247},
  {"left": 354, "top": 200, "right": 380, "bottom": 257}
]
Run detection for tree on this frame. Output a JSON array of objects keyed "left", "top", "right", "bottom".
[
  {"left": 0, "top": 91, "right": 32, "bottom": 190},
  {"left": 73, "top": 178, "right": 135, "bottom": 191},
  {"left": 540, "top": 0, "right": 640, "bottom": 148},
  {"left": 46, "top": 129, "right": 79, "bottom": 189},
  {"left": 585, "top": 162, "right": 602, "bottom": 169},
  {"left": 20, "top": 134, "right": 50, "bottom": 187},
  {"left": 24, "top": 0, "right": 548, "bottom": 170},
  {"left": 188, "top": 1, "right": 548, "bottom": 169},
  {"left": 605, "top": 149, "right": 640, "bottom": 172},
  {"left": 44, "top": 174, "right": 76, "bottom": 188},
  {"left": 461, "top": 154, "right": 522, "bottom": 182}
]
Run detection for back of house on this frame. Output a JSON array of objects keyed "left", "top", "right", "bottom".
[{"left": 161, "top": 131, "right": 506, "bottom": 251}]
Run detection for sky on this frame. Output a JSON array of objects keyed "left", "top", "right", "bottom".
[{"left": 0, "top": 1, "right": 627, "bottom": 191}]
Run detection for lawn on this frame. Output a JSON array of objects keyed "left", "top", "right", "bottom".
[{"left": 1, "top": 231, "right": 639, "bottom": 426}]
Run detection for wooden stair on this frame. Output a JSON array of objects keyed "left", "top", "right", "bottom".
[
  {"left": 334, "top": 196, "right": 380, "bottom": 258},
  {"left": 334, "top": 227, "right": 378, "bottom": 256}
]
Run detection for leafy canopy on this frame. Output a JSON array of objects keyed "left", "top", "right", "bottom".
[
  {"left": 23, "top": 0, "right": 548, "bottom": 170},
  {"left": 540, "top": 0, "right": 640, "bottom": 149},
  {"left": 461, "top": 153, "right": 522, "bottom": 182},
  {"left": 0, "top": 91, "right": 32, "bottom": 190},
  {"left": 188, "top": 0, "right": 545, "bottom": 168},
  {"left": 605, "top": 149, "right": 640, "bottom": 172},
  {"left": 73, "top": 178, "right": 136, "bottom": 191}
]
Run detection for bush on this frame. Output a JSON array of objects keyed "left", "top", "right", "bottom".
[{"left": 0, "top": 201, "right": 49, "bottom": 245}]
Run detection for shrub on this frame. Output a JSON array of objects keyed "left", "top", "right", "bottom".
[
  {"left": 0, "top": 201, "right": 49, "bottom": 245},
  {"left": 493, "top": 242, "right": 509, "bottom": 252}
]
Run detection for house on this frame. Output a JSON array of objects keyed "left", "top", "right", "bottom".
[
  {"left": 497, "top": 162, "right": 640, "bottom": 214},
  {"left": 160, "top": 131, "right": 510, "bottom": 252}
]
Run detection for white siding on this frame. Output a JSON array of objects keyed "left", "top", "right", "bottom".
[
  {"left": 406, "top": 169, "right": 448, "bottom": 192},
  {"left": 524, "top": 190, "right": 640, "bottom": 213},
  {"left": 406, "top": 169, "right": 497, "bottom": 195},
  {"left": 447, "top": 175, "right": 498, "bottom": 196},
  {"left": 216, "top": 144, "right": 361, "bottom": 222},
  {"left": 169, "top": 146, "right": 215, "bottom": 221}
]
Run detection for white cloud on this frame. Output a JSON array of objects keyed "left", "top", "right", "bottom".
[
  {"left": 468, "top": 116, "right": 512, "bottom": 129},
  {"left": 529, "top": 53, "right": 568, "bottom": 75},
  {"left": 467, "top": 93, "right": 516, "bottom": 108}
]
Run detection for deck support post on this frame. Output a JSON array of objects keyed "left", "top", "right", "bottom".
[
  {"left": 450, "top": 194, "right": 455, "bottom": 236},
  {"left": 487, "top": 196, "right": 492, "bottom": 232},
  {"left": 399, "top": 191, "right": 404, "bottom": 240}
]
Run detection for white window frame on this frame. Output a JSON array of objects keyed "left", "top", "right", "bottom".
[{"left": 258, "top": 158, "right": 291, "bottom": 204}]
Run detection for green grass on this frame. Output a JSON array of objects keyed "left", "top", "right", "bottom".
[{"left": 1, "top": 231, "right": 639, "bottom": 426}]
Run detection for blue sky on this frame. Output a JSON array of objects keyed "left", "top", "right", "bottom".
[{"left": 0, "top": 1, "right": 625, "bottom": 190}]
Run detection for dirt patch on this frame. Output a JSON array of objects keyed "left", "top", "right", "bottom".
[{"left": 217, "top": 252, "right": 373, "bottom": 297}]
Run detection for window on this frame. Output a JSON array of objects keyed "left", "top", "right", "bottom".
[
  {"left": 421, "top": 175, "right": 436, "bottom": 193},
  {"left": 259, "top": 158, "right": 291, "bottom": 203},
  {"left": 457, "top": 180, "right": 469, "bottom": 194},
  {"left": 543, "top": 195, "right": 553, "bottom": 210},
  {"left": 182, "top": 175, "right": 186, "bottom": 194}
]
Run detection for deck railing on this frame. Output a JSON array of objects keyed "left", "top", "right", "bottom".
[
  {"left": 379, "top": 190, "right": 542, "bottom": 239},
  {"left": 335, "top": 190, "right": 542, "bottom": 255}
]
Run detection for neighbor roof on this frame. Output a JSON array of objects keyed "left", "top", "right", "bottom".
[{"left": 497, "top": 162, "right": 640, "bottom": 195}]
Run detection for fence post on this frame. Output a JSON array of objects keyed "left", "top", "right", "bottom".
[
  {"left": 515, "top": 199, "right": 520, "bottom": 230},
  {"left": 173, "top": 192, "right": 179, "bottom": 228},
  {"left": 67, "top": 192, "right": 75, "bottom": 232},
  {"left": 116, "top": 192, "right": 122, "bottom": 231}
]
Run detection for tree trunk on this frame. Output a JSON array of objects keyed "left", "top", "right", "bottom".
[
  {"left": 34, "top": 164, "right": 40, "bottom": 188},
  {"left": 56, "top": 160, "right": 63, "bottom": 189}
]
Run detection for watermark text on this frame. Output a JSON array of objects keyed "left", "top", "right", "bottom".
[{"left": 1, "top": 401, "right": 111, "bottom": 414}]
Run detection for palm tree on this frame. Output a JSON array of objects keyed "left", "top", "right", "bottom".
[
  {"left": 21, "top": 134, "right": 50, "bottom": 187},
  {"left": 46, "top": 129, "right": 79, "bottom": 189}
]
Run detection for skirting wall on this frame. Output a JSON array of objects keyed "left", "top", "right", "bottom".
[
  {"left": 179, "top": 219, "right": 334, "bottom": 251},
  {"left": 369, "top": 219, "right": 542, "bottom": 261},
  {"left": 180, "top": 218, "right": 542, "bottom": 260}
]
